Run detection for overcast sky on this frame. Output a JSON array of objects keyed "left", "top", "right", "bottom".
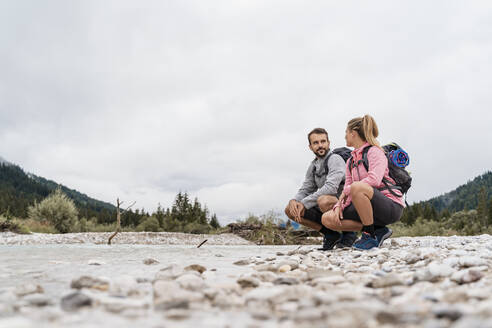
[{"left": 1, "top": 1, "right": 491, "bottom": 224}]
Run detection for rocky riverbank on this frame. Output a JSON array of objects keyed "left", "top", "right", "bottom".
[
  {"left": 1, "top": 234, "right": 492, "bottom": 327},
  {"left": 0, "top": 231, "right": 254, "bottom": 246}
]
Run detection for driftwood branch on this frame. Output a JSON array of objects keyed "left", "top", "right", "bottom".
[
  {"left": 197, "top": 239, "right": 208, "bottom": 248},
  {"left": 108, "top": 198, "right": 136, "bottom": 245}
]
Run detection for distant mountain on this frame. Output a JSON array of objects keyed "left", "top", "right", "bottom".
[
  {"left": 0, "top": 160, "right": 116, "bottom": 219},
  {"left": 424, "top": 171, "right": 492, "bottom": 213},
  {"left": 0, "top": 156, "right": 12, "bottom": 166},
  {"left": 401, "top": 171, "right": 492, "bottom": 224}
]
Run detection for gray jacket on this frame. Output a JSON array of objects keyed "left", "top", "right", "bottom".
[{"left": 294, "top": 151, "right": 346, "bottom": 209}]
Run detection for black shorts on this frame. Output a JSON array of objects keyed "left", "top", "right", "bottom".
[
  {"left": 342, "top": 188, "right": 403, "bottom": 226},
  {"left": 303, "top": 206, "right": 323, "bottom": 225}
]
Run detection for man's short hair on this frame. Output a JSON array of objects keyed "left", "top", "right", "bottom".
[{"left": 308, "top": 128, "right": 329, "bottom": 144}]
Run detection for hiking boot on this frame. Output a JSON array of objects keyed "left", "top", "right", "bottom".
[
  {"left": 318, "top": 232, "right": 341, "bottom": 251},
  {"left": 375, "top": 227, "right": 393, "bottom": 247},
  {"left": 335, "top": 231, "right": 357, "bottom": 249},
  {"left": 353, "top": 232, "right": 379, "bottom": 250}
]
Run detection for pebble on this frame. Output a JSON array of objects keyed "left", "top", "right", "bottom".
[
  {"left": 233, "top": 259, "right": 251, "bottom": 266},
  {"left": 108, "top": 275, "right": 142, "bottom": 297},
  {"left": 432, "top": 306, "right": 462, "bottom": 321},
  {"left": 154, "top": 264, "right": 185, "bottom": 280},
  {"left": 143, "top": 258, "right": 159, "bottom": 265},
  {"left": 70, "top": 276, "right": 110, "bottom": 291},
  {"left": 175, "top": 273, "right": 206, "bottom": 291},
  {"left": 237, "top": 276, "right": 260, "bottom": 288},
  {"left": 23, "top": 294, "right": 52, "bottom": 307},
  {"left": 273, "top": 277, "right": 299, "bottom": 285},
  {"left": 14, "top": 284, "right": 44, "bottom": 297},
  {"left": 278, "top": 264, "right": 292, "bottom": 273},
  {"left": 368, "top": 273, "right": 405, "bottom": 288},
  {"left": 451, "top": 269, "right": 483, "bottom": 284},
  {"left": 88, "top": 259, "right": 106, "bottom": 265},
  {"left": 184, "top": 264, "right": 207, "bottom": 274},
  {"left": 60, "top": 292, "right": 92, "bottom": 311},
  {"left": 458, "top": 256, "right": 487, "bottom": 268}
]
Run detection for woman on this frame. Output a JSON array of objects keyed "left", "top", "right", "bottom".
[{"left": 321, "top": 115, "right": 405, "bottom": 250}]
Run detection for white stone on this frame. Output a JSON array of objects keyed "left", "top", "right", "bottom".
[
  {"left": 175, "top": 273, "right": 206, "bottom": 291},
  {"left": 14, "top": 284, "right": 43, "bottom": 297},
  {"left": 458, "top": 256, "right": 487, "bottom": 268},
  {"left": 153, "top": 280, "right": 203, "bottom": 310},
  {"left": 154, "top": 264, "right": 184, "bottom": 281},
  {"left": 278, "top": 264, "right": 292, "bottom": 273},
  {"left": 312, "top": 275, "right": 346, "bottom": 285},
  {"left": 451, "top": 269, "right": 483, "bottom": 284},
  {"left": 245, "top": 286, "right": 285, "bottom": 302},
  {"left": 426, "top": 262, "right": 455, "bottom": 280},
  {"left": 109, "top": 275, "right": 142, "bottom": 297},
  {"left": 98, "top": 295, "right": 150, "bottom": 313}
]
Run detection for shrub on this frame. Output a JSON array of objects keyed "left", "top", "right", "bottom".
[
  {"left": 28, "top": 188, "right": 79, "bottom": 233},
  {"left": 21, "top": 219, "right": 57, "bottom": 233},
  {"left": 0, "top": 215, "right": 30, "bottom": 234},
  {"left": 137, "top": 216, "right": 160, "bottom": 232},
  {"left": 183, "top": 222, "right": 211, "bottom": 234}
]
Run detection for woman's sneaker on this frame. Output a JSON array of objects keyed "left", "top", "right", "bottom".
[
  {"left": 375, "top": 227, "right": 393, "bottom": 247},
  {"left": 353, "top": 232, "right": 379, "bottom": 250}
]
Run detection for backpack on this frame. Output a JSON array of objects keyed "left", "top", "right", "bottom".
[
  {"left": 312, "top": 147, "right": 352, "bottom": 179},
  {"left": 312, "top": 147, "right": 353, "bottom": 195},
  {"left": 349, "top": 143, "right": 412, "bottom": 203}
]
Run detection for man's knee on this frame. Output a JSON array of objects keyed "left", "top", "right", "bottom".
[
  {"left": 317, "top": 195, "right": 338, "bottom": 212},
  {"left": 321, "top": 211, "right": 335, "bottom": 229}
]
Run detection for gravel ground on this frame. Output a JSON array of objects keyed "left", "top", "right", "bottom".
[
  {"left": 1, "top": 233, "right": 492, "bottom": 328},
  {"left": 0, "top": 231, "right": 254, "bottom": 246}
]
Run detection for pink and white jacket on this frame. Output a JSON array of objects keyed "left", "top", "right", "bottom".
[{"left": 337, "top": 142, "right": 405, "bottom": 211}]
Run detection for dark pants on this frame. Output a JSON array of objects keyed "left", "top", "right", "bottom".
[
  {"left": 342, "top": 188, "right": 403, "bottom": 226},
  {"left": 303, "top": 206, "right": 352, "bottom": 237}
]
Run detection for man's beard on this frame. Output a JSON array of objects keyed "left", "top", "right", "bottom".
[{"left": 315, "top": 148, "right": 327, "bottom": 157}]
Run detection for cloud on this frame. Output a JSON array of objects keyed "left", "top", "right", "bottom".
[{"left": 1, "top": 1, "right": 491, "bottom": 223}]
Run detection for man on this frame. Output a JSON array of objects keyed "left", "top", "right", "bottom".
[{"left": 285, "top": 128, "right": 357, "bottom": 250}]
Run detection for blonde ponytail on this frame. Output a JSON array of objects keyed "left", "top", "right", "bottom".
[
  {"left": 347, "top": 114, "right": 380, "bottom": 147},
  {"left": 361, "top": 115, "right": 380, "bottom": 147}
]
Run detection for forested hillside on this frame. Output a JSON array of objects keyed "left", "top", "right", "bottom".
[
  {"left": 425, "top": 171, "right": 492, "bottom": 213},
  {"left": 0, "top": 163, "right": 116, "bottom": 221},
  {"left": 0, "top": 161, "right": 220, "bottom": 234},
  {"left": 401, "top": 171, "right": 492, "bottom": 226}
]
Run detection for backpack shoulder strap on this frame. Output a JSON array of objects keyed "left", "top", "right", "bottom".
[
  {"left": 361, "top": 145, "right": 371, "bottom": 172},
  {"left": 323, "top": 152, "right": 333, "bottom": 174},
  {"left": 312, "top": 152, "right": 333, "bottom": 179}
]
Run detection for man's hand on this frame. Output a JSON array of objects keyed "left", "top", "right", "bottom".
[
  {"left": 294, "top": 202, "right": 305, "bottom": 223},
  {"left": 287, "top": 199, "right": 298, "bottom": 218},
  {"left": 288, "top": 200, "right": 304, "bottom": 223}
]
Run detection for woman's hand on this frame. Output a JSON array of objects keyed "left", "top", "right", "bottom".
[{"left": 338, "top": 191, "right": 348, "bottom": 206}]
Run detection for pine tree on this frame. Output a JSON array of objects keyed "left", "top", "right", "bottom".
[
  {"left": 155, "top": 203, "right": 164, "bottom": 228},
  {"left": 440, "top": 208, "right": 451, "bottom": 219},
  {"left": 210, "top": 214, "right": 220, "bottom": 229},
  {"left": 477, "top": 187, "right": 488, "bottom": 226},
  {"left": 423, "top": 204, "right": 438, "bottom": 221},
  {"left": 488, "top": 197, "right": 492, "bottom": 226}
]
